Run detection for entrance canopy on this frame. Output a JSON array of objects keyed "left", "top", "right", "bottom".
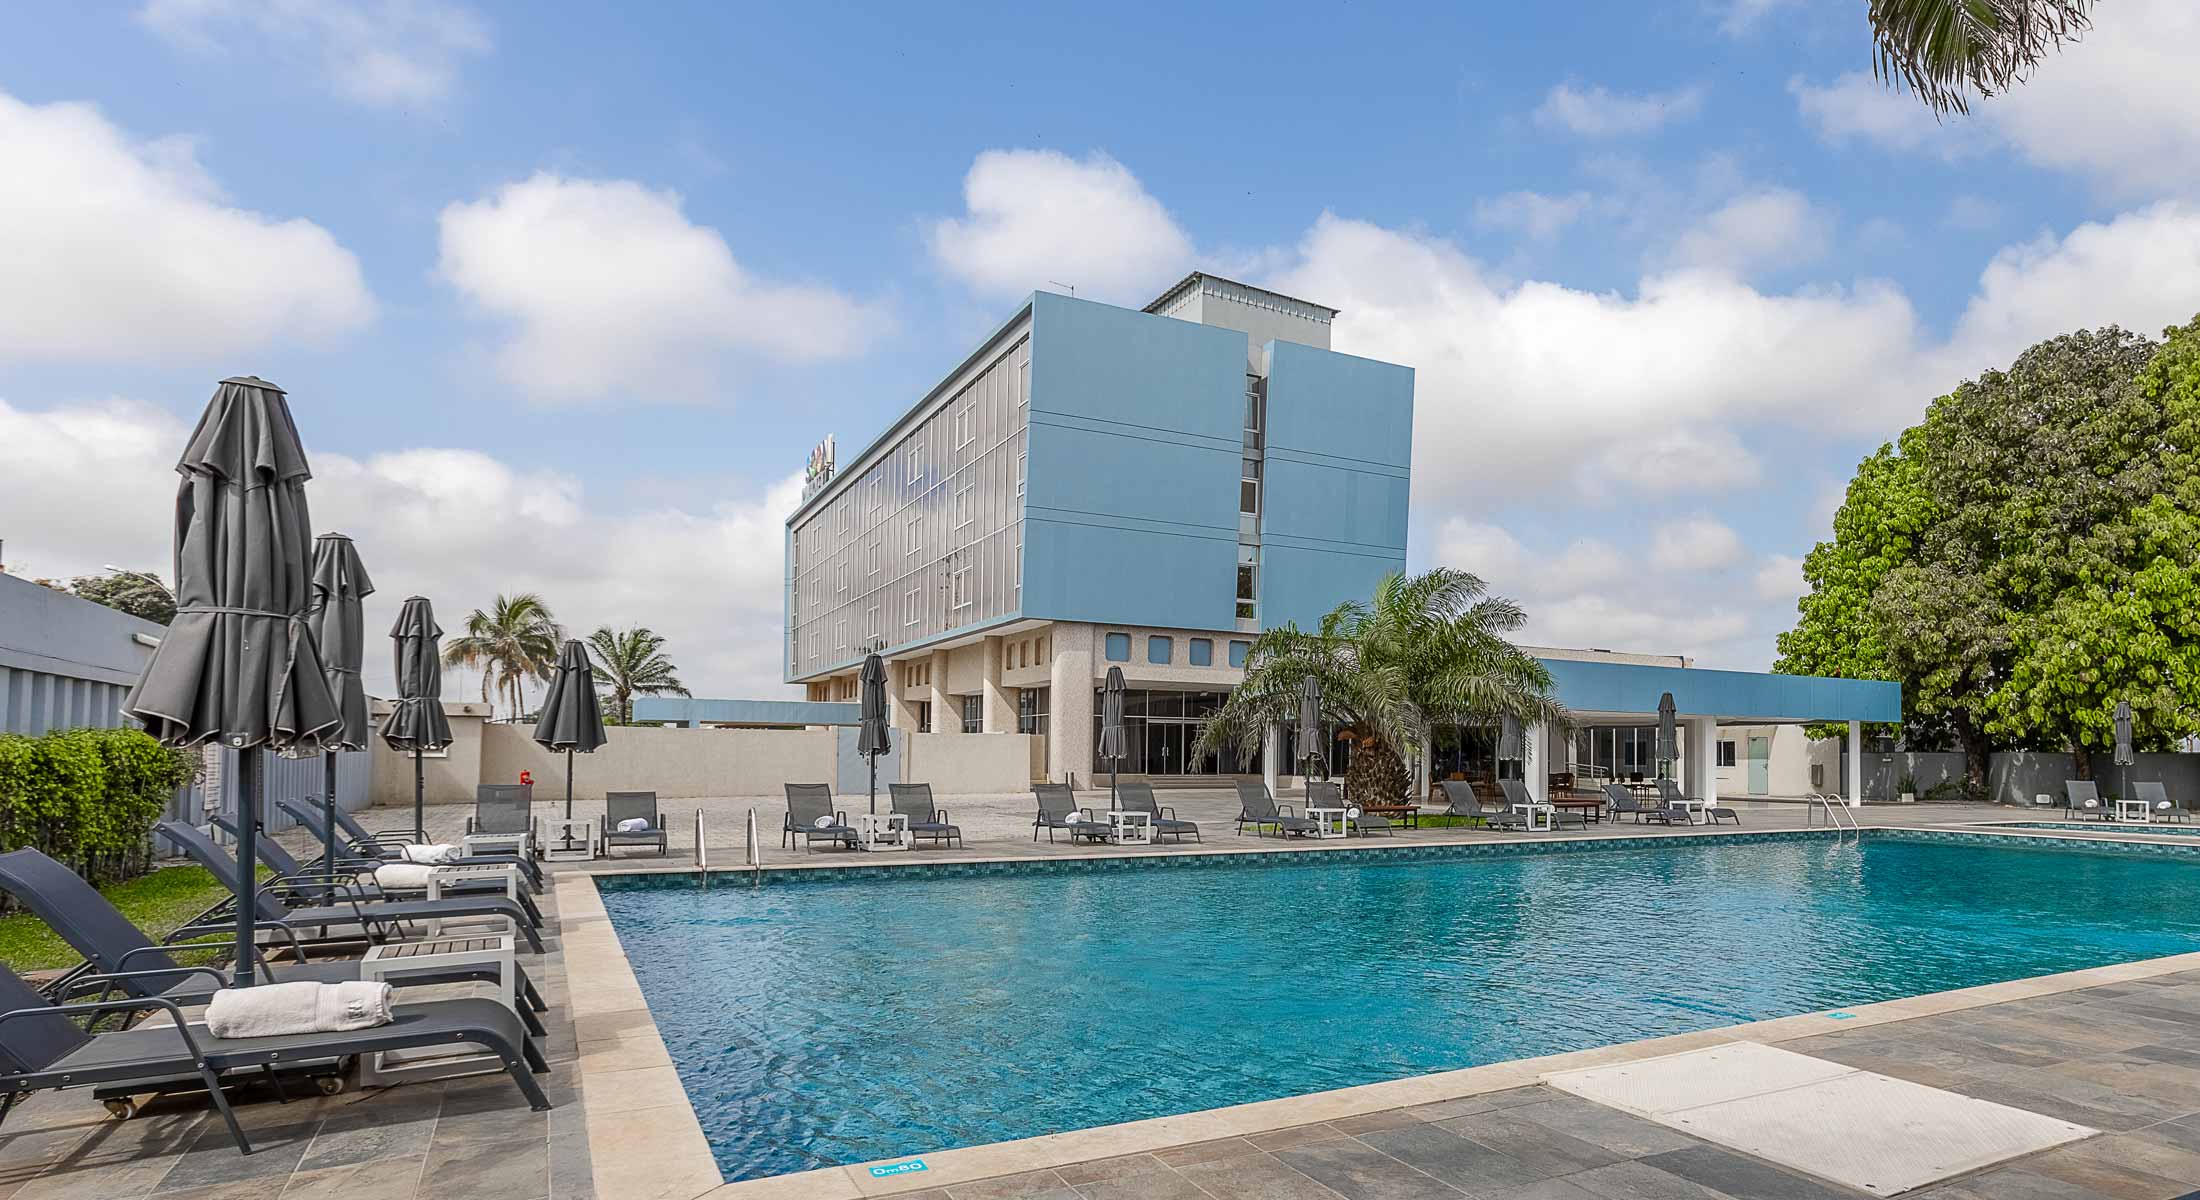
[{"left": 1538, "top": 659, "right": 1899, "bottom": 725}]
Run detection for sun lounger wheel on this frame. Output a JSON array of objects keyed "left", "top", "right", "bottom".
[
  {"left": 316, "top": 1076, "right": 346, "bottom": 1096},
  {"left": 103, "top": 1096, "right": 139, "bottom": 1120}
]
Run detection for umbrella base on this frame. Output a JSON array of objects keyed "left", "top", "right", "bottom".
[{"left": 543, "top": 818, "right": 597, "bottom": 862}]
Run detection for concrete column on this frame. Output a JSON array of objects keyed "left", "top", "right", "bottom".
[
  {"left": 1688, "top": 718, "right": 1719, "bottom": 807},
  {"left": 1846, "top": 719, "right": 1863, "bottom": 807},
  {"left": 1048, "top": 624, "right": 1096, "bottom": 786},
  {"left": 1262, "top": 723, "right": 1280, "bottom": 799},
  {"left": 888, "top": 660, "right": 919, "bottom": 734},
  {"left": 980, "top": 636, "right": 1013, "bottom": 733},
  {"left": 929, "top": 648, "right": 952, "bottom": 733},
  {"left": 1525, "top": 720, "right": 1548, "bottom": 805}
]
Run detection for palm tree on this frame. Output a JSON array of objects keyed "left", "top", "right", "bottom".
[
  {"left": 1193, "top": 569, "right": 1567, "bottom": 802},
  {"left": 586, "top": 625, "right": 690, "bottom": 724},
  {"left": 442, "top": 593, "right": 563, "bottom": 721},
  {"left": 1868, "top": 0, "right": 2092, "bottom": 115}
]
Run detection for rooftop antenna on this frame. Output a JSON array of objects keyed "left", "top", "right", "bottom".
[{"left": 1048, "top": 281, "right": 1075, "bottom": 297}]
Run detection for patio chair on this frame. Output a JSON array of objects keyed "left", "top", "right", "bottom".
[
  {"left": 1604, "top": 783, "right": 1652, "bottom": 823},
  {"left": 1503, "top": 779, "right": 1584, "bottom": 829},
  {"left": 1658, "top": 779, "right": 1739, "bottom": 825},
  {"left": 211, "top": 815, "right": 543, "bottom": 926},
  {"left": 1308, "top": 780, "right": 1393, "bottom": 836},
  {"left": 2064, "top": 780, "right": 2110, "bottom": 820},
  {"left": 0, "top": 961, "right": 547, "bottom": 1156},
  {"left": 1436, "top": 780, "right": 1486, "bottom": 825},
  {"left": 2132, "top": 781, "right": 2187, "bottom": 823},
  {"left": 155, "top": 823, "right": 545, "bottom": 954},
  {"left": 1033, "top": 784, "right": 1109, "bottom": 843},
  {"left": 278, "top": 798, "right": 541, "bottom": 889},
  {"left": 1233, "top": 781, "right": 1319, "bottom": 838},
  {"left": 784, "top": 784, "right": 858, "bottom": 852},
  {"left": 0, "top": 849, "right": 547, "bottom": 1033},
  {"left": 1113, "top": 782, "right": 1200, "bottom": 842},
  {"left": 601, "top": 792, "right": 668, "bottom": 857},
  {"left": 889, "top": 783, "right": 964, "bottom": 848},
  {"left": 466, "top": 784, "right": 538, "bottom": 858}
]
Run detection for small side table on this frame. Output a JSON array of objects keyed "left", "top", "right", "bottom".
[
  {"left": 544, "top": 817, "right": 596, "bottom": 862},
  {"left": 2115, "top": 798, "right": 2151, "bottom": 823},
  {"left": 421, "top": 863, "right": 521, "bottom": 939},
  {"left": 1511, "top": 802, "right": 1554, "bottom": 832},
  {"left": 852, "top": 812, "right": 910, "bottom": 851},
  {"left": 462, "top": 831, "right": 530, "bottom": 859},
  {"left": 1305, "top": 807, "right": 1350, "bottom": 839},
  {"left": 1107, "top": 811, "right": 1152, "bottom": 845},
  {"left": 358, "top": 934, "right": 516, "bottom": 1086}
]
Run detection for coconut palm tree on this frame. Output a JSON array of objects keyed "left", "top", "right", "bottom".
[
  {"left": 1869, "top": 0, "right": 2092, "bottom": 114},
  {"left": 586, "top": 625, "right": 691, "bottom": 724},
  {"left": 1193, "top": 569, "right": 1567, "bottom": 802},
  {"left": 442, "top": 593, "right": 563, "bottom": 721}
]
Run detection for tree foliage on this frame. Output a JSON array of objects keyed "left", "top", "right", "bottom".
[
  {"left": 442, "top": 593, "right": 564, "bottom": 721},
  {"left": 0, "top": 728, "right": 196, "bottom": 889},
  {"left": 37, "top": 571, "right": 176, "bottom": 625},
  {"left": 1868, "top": 0, "right": 2093, "bottom": 115},
  {"left": 585, "top": 625, "right": 690, "bottom": 725},
  {"left": 1192, "top": 569, "right": 1566, "bottom": 802}
]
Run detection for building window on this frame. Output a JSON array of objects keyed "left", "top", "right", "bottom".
[
  {"left": 1017, "top": 687, "right": 1049, "bottom": 735},
  {"left": 1718, "top": 740, "right": 1737, "bottom": 768},
  {"left": 907, "top": 516, "right": 922, "bottom": 554},
  {"left": 954, "top": 398, "right": 974, "bottom": 449},
  {"left": 905, "top": 586, "right": 921, "bottom": 627},
  {"left": 954, "top": 482, "right": 974, "bottom": 529},
  {"left": 960, "top": 694, "right": 983, "bottom": 733},
  {"left": 832, "top": 619, "right": 848, "bottom": 655},
  {"left": 949, "top": 553, "right": 972, "bottom": 612},
  {"left": 838, "top": 503, "right": 850, "bottom": 534},
  {"left": 1236, "top": 562, "right": 1257, "bottom": 621},
  {"left": 866, "top": 604, "right": 880, "bottom": 641},
  {"left": 1016, "top": 450, "right": 1026, "bottom": 499},
  {"left": 1240, "top": 459, "right": 1260, "bottom": 515},
  {"left": 1104, "top": 633, "right": 1130, "bottom": 662},
  {"left": 905, "top": 439, "right": 922, "bottom": 485},
  {"left": 1228, "top": 640, "right": 1251, "bottom": 668},
  {"left": 1017, "top": 347, "right": 1031, "bottom": 406},
  {"left": 1147, "top": 636, "right": 1172, "bottom": 665},
  {"left": 837, "top": 562, "right": 850, "bottom": 594},
  {"left": 1243, "top": 378, "right": 1263, "bottom": 450},
  {"left": 868, "top": 476, "right": 882, "bottom": 510},
  {"left": 915, "top": 700, "right": 931, "bottom": 733},
  {"left": 1189, "top": 638, "right": 1212, "bottom": 667},
  {"left": 869, "top": 538, "right": 881, "bottom": 576}
]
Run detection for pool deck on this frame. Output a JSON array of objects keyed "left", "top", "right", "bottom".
[{"left": 7, "top": 797, "right": 2200, "bottom": 1199}]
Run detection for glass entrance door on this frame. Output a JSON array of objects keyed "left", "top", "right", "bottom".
[{"left": 1147, "top": 719, "right": 1192, "bottom": 776}]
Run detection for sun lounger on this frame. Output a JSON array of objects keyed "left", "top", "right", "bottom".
[
  {"left": 0, "top": 849, "right": 546, "bottom": 1033},
  {"left": 2132, "top": 781, "right": 2188, "bottom": 823},
  {"left": 1033, "top": 784, "right": 1110, "bottom": 843},
  {"left": 1436, "top": 780, "right": 1486, "bottom": 825},
  {"left": 601, "top": 791, "right": 668, "bottom": 857},
  {"left": 0, "top": 961, "right": 546, "bottom": 1155},
  {"left": 888, "top": 783, "right": 964, "bottom": 848},
  {"left": 784, "top": 784, "right": 858, "bottom": 852},
  {"left": 466, "top": 784, "right": 538, "bottom": 858},
  {"left": 1113, "top": 782, "right": 1200, "bottom": 842},
  {"left": 2064, "top": 779, "right": 2110, "bottom": 819},
  {"left": 156, "top": 823, "right": 545, "bottom": 954},
  {"left": 1306, "top": 781, "right": 1393, "bottom": 836},
  {"left": 210, "top": 815, "right": 544, "bottom": 927},
  {"left": 278, "top": 799, "right": 541, "bottom": 888},
  {"left": 1233, "top": 780, "right": 1319, "bottom": 838}
]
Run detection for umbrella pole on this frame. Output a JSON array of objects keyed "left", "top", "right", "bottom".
[
  {"left": 413, "top": 746, "right": 425, "bottom": 840},
  {"left": 234, "top": 750, "right": 260, "bottom": 987},
  {"left": 323, "top": 750, "right": 340, "bottom": 884},
  {"left": 565, "top": 748, "right": 575, "bottom": 821},
  {"left": 868, "top": 754, "right": 877, "bottom": 816}
]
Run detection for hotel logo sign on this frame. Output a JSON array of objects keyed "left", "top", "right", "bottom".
[{"left": 802, "top": 434, "right": 836, "bottom": 500}]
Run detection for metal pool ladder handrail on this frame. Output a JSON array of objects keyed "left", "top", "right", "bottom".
[
  {"left": 696, "top": 809, "right": 708, "bottom": 888},
  {"left": 1807, "top": 792, "right": 1859, "bottom": 832},
  {"left": 745, "top": 808, "right": 761, "bottom": 888}
]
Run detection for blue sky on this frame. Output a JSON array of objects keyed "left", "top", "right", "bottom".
[{"left": 4, "top": 1, "right": 2198, "bottom": 704}]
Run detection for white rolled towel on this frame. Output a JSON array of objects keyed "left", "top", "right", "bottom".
[
  {"left": 616, "top": 817, "right": 651, "bottom": 833},
  {"left": 373, "top": 862, "right": 441, "bottom": 890},
  {"left": 399, "top": 843, "right": 461, "bottom": 865},
  {"left": 205, "top": 981, "right": 393, "bottom": 1038}
]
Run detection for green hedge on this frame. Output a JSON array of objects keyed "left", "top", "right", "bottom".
[{"left": 0, "top": 727, "right": 198, "bottom": 888}]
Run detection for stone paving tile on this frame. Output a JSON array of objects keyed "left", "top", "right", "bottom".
[
  {"left": 1913, "top": 1167, "right": 2121, "bottom": 1200},
  {"left": 1633, "top": 1146, "right": 1860, "bottom": 1200},
  {"left": 1502, "top": 1094, "right": 1698, "bottom": 1159},
  {"left": 277, "top": 1156, "right": 426, "bottom": 1200},
  {"left": 2007, "top": 1145, "right": 2199, "bottom": 1199},
  {"left": 1559, "top": 1159, "right": 1733, "bottom": 1200},
  {"left": 1350, "top": 1123, "right": 1552, "bottom": 1192},
  {"left": 1273, "top": 1138, "right": 1467, "bottom": 1199},
  {"left": 1169, "top": 1148, "right": 1347, "bottom": 1200},
  {"left": 1433, "top": 1111, "right": 1624, "bottom": 1180}
]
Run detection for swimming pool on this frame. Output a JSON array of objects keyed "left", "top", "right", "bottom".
[{"left": 599, "top": 830, "right": 2200, "bottom": 1182}]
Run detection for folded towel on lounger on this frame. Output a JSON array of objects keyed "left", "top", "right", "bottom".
[
  {"left": 206, "top": 980, "right": 392, "bottom": 1038},
  {"left": 373, "top": 862, "right": 441, "bottom": 889},
  {"left": 399, "top": 842, "right": 461, "bottom": 864},
  {"left": 616, "top": 817, "right": 652, "bottom": 833}
]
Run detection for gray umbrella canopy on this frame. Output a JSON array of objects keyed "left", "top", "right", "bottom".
[
  {"left": 381, "top": 597, "right": 453, "bottom": 752},
  {"left": 1098, "top": 666, "right": 1128, "bottom": 761},
  {"left": 122, "top": 377, "right": 339, "bottom": 988},
  {"left": 1498, "top": 713, "right": 1522, "bottom": 763},
  {"left": 124, "top": 377, "right": 341, "bottom": 751},
  {"left": 1297, "top": 675, "right": 1326, "bottom": 779},
  {"left": 533, "top": 640, "right": 607, "bottom": 754},
  {"left": 305, "top": 534, "right": 374, "bottom": 751},
  {"left": 858, "top": 653, "right": 890, "bottom": 812},
  {"left": 2115, "top": 700, "right": 2135, "bottom": 767},
  {"left": 1656, "top": 692, "right": 1678, "bottom": 771}
]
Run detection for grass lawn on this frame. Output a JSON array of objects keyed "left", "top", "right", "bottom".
[{"left": 0, "top": 864, "right": 237, "bottom": 974}]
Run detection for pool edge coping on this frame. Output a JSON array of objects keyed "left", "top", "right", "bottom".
[{"left": 568, "top": 824, "right": 2200, "bottom": 1200}]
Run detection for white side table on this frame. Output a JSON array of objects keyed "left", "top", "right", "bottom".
[
  {"left": 544, "top": 817, "right": 596, "bottom": 862},
  {"left": 852, "top": 812, "right": 910, "bottom": 851},
  {"left": 2115, "top": 799, "right": 2151, "bottom": 823},
  {"left": 1305, "top": 807, "right": 1350, "bottom": 839},
  {"left": 421, "top": 862, "right": 521, "bottom": 939},
  {"left": 462, "top": 831, "right": 529, "bottom": 859},
  {"left": 1108, "top": 811, "right": 1152, "bottom": 845},
  {"left": 358, "top": 934, "right": 516, "bottom": 1086},
  {"left": 1512, "top": 802, "right": 1554, "bottom": 832}
]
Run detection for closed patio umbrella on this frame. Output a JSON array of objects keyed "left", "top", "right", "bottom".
[
  {"left": 858, "top": 652, "right": 890, "bottom": 814},
  {"left": 1656, "top": 692, "right": 1678, "bottom": 780},
  {"left": 2114, "top": 699, "right": 2136, "bottom": 810},
  {"left": 1099, "top": 666, "right": 1127, "bottom": 802},
  {"left": 1297, "top": 675, "right": 1327, "bottom": 781},
  {"left": 533, "top": 640, "right": 607, "bottom": 834},
  {"left": 1498, "top": 713, "right": 1521, "bottom": 779},
  {"left": 381, "top": 597, "right": 453, "bottom": 840},
  {"left": 123, "top": 376, "right": 340, "bottom": 987},
  {"left": 305, "top": 533, "right": 373, "bottom": 882}
]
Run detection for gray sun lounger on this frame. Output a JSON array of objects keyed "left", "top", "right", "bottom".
[
  {"left": 466, "top": 784, "right": 538, "bottom": 857},
  {"left": 1234, "top": 781, "right": 1319, "bottom": 838},
  {"left": 211, "top": 815, "right": 545, "bottom": 927},
  {"left": 2132, "top": 781, "right": 2188, "bottom": 822},
  {"left": 157, "top": 823, "right": 545, "bottom": 954},
  {"left": 1306, "top": 781, "right": 1394, "bottom": 836},
  {"left": 889, "top": 783, "right": 964, "bottom": 848},
  {"left": 1113, "top": 782, "right": 1200, "bottom": 842},
  {"left": 277, "top": 798, "right": 542, "bottom": 889},
  {"left": 0, "top": 849, "right": 546, "bottom": 1034},
  {"left": 1436, "top": 780, "right": 1485, "bottom": 825},
  {"left": 1034, "top": 784, "right": 1109, "bottom": 843},
  {"left": 1604, "top": 784, "right": 1657, "bottom": 823},
  {"left": 785, "top": 784, "right": 858, "bottom": 852},
  {"left": 1658, "top": 779, "right": 1738, "bottom": 825},
  {"left": 2064, "top": 779, "right": 2110, "bottom": 819},
  {"left": 602, "top": 792, "right": 669, "bottom": 857},
  {"left": 0, "top": 961, "right": 547, "bottom": 1155}
]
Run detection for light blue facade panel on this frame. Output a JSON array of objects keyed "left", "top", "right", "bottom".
[
  {"left": 1261, "top": 455, "right": 1409, "bottom": 555},
  {"left": 1263, "top": 340, "right": 1414, "bottom": 473},
  {"left": 1538, "top": 658, "right": 1901, "bottom": 723},
  {"left": 1260, "top": 542, "right": 1405, "bottom": 631},
  {"left": 1023, "top": 516, "right": 1237, "bottom": 629},
  {"left": 634, "top": 697, "right": 862, "bottom": 726}
]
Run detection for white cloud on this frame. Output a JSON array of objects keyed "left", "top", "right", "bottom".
[
  {"left": 1659, "top": 188, "right": 1834, "bottom": 276},
  {"left": 1716, "top": 0, "right": 1799, "bottom": 36},
  {"left": 929, "top": 149, "right": 1193, "bottom": 305},
  {"left": 0, "top": 90, "right": 373, "bottom": 364},
  {"left": 1583, "top": 427, "right": 1762, "bottom": 493},
  {"left": 0, "top": 395, "right": 802, "bottom": 703},
  {"left": 1789, "top": 72, "right": 1974, "bottom": 158},
  {"left": 1942, "top": 195, "right": 2002, "bottom": 232},
  {"left": 1651, "top": 517, "right": 1745, "bottom": 572},
  {"left": 1753, "top": 554, "right": 1804, "bottom": 602},
  {"left": 1473, "top": 191, "right": 1595, "bottom": 241},
  {"left": 437, "top": 172, "right": 887, "bottom": 403},
  {"left": 1535, "top": 83, "right": 1707, "bottom": 138},
  {"left": 137, "top": 0, "right": 490, "bottom": 109}
]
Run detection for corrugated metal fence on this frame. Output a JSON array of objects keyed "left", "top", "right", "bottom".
[{"left": 173, "top": 747, "right": 374, "bottom": 834}]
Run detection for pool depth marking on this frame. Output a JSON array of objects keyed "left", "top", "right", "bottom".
[{"left": 868, "top": 1160, "right": 928, "bottom": 1178}]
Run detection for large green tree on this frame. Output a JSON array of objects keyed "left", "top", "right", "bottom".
[
  {"left": 37, "top": 571, "right": 176, "bottom": 625},
  {"left": 442, "top": 593, "right": 564, "bottom": 721},
  {"left": 1192, "top": 569, "right": 1566, "bottom": 803},
  {"left": 585, "top": 625, "right": 690, "bottom": 725}
]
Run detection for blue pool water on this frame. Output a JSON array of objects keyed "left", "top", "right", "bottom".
[
  {"left": 1994, "top": 820, "right": 2200, "bottom": 834},
  {"left": 599, "top": 831, "right": 2200, "bottom": 1182}
]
